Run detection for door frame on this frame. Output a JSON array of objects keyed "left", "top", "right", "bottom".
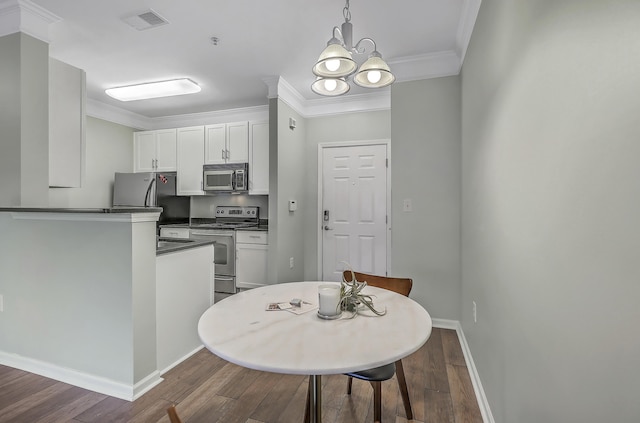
[{"left": 316, "top": 139, "right": 392, "bottom": 280}]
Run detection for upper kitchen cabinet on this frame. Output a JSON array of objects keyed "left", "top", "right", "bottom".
[
  {"left": 177, "top": 126, "right": 205, "bottom": 196},
  {"left": 134, "top": 129, "right": 177, "bottom": 172},
  {"left": 204, "top": 122, "right": 249, "bottom": 164},
  {"left": 249, "top": 121, "right": 269, "bottom": 195},
  {"left": 49, "top": 59, "right": 86, "bottom": 188}
]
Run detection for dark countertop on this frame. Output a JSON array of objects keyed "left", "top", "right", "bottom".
[
  {"left": 0, "top": 207, "right": 163, "bottom": 214},
  {"left": 156, "top": 238, "right": 215, "bottom": 256},
  {"left": 159, "top": 221, "right": 268, "bottom": 232}
]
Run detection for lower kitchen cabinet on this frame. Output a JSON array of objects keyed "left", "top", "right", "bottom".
[{"left": 236, "top": 230, "right": 268, "bottom": 289}]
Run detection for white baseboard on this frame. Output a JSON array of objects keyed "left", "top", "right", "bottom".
[
  {"left": 0, "top": 351, "right": 162, "bottom": 401},
  {"left": 431, "top": 319, "right": 495, "bottom": 423},
  {"left": 159, "top": 345, "right": 204, "bottom": 376}
]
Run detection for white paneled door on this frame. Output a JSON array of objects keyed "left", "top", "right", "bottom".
[{"left": 321, "top": 144, "right": 388, "bottom": 281}]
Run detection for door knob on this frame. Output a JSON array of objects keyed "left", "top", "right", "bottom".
[{"left": 324, "top": 225, "right": 333, "bottom": 231}]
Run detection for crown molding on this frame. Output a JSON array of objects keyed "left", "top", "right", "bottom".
[
  {"left": 146, "top": 105, "right": 269, "bottom": 130},
  {"left": 86, "top": 98, "right": 269, "bottom": 131},
  {"left": 389, "top": 50, "right": 462, "bottom": 81},
  {"left": 86, "top": 98, "right": 152, "bottom": 130},
  {"left": 457, "top": 0, "right": 482, "bottom": 63},
  {"left": 0, "top": 0, "right": 60, "bottom": 42}
]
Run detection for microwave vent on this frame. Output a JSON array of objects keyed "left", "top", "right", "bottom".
[{"left": 123, "top": 10, "right": 169, "bottom": 31}]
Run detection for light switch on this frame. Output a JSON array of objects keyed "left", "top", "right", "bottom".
[{"left": 403, "top": 199, "right": 412, "bottom": 212}]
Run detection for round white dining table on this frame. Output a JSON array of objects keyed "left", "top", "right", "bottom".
[{"left": 198, "top": 281, "right": 432, "bottom": 423}]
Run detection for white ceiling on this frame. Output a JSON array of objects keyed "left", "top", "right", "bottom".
[{"left": 24, "top": 0, "right": 480, "bottom": 119}]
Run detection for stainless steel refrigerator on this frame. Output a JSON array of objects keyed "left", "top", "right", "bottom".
[{"left": 112, "top": 172, "right": 190, "bottom": 226}]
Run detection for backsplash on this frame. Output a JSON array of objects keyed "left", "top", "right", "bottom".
[{"left": 190, "top": 194, "right": 268, "bottom": 219}]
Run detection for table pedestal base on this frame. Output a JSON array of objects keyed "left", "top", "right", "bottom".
[{"left": 306, "top": 374, "right": 321, "bottom": 423}]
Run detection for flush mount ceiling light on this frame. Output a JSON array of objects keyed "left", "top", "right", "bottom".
[
  {"left": 105, "top": 78, "right": 201, "bottom": 102},
  {"left": 311, "top": 0, "right": 395, "bottom": 96}
]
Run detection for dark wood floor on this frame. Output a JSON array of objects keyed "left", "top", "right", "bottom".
[{"left": 0, "top": 328, "right": 482, "bottom": 423}]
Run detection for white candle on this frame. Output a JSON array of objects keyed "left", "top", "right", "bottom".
[{"left": 318, "top": 284, "right": 341, "bottom": 316}]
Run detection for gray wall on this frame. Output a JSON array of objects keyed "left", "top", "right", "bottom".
[
  {"left": 304, "top": 110, "right": 391, "bottom": 280},
  {"left": 461, "top": 0, "right": 640, "bottom": 421},
  {"left": 0, "top": 213, "right": 158, "bottom": 387},
  {"left": 391, "top": 78, "right": 462, "bottom": 320},
  {"left": 0, "top": 33, "right": 49, "bottom": 207},
  {"left": 270, "top": 98, "right": 306, "bottom": 283},
  {"left": 48, "top": 116, "right": 134, "bottom": 208}
]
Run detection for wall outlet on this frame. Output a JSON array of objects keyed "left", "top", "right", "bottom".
[
  {"left": 289, "top": 257, "right": 294, "bottom": 269},
  {"left": 472, "top": 301, "right": 477, "bottom": 323}
]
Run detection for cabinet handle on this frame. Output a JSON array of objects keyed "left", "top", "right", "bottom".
[{"left": 222, "top": 149, "right": 225, "bottom": 160}]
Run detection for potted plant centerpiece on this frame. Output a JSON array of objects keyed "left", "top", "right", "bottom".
[{"left": 339, "top": 267, "right": 386, "bottom": 318}]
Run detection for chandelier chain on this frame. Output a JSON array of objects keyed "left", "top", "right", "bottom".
[{"left": 343, "top": 0, "right": 351, "bottom": 23}]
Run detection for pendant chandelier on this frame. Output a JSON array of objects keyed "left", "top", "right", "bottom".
[{"left": 312, "top": 0, "right": 395, "bottom": 96}]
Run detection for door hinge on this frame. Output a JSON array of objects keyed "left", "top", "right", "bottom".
[
  {"left": 386, "top": 215, "right": 388, "bottom": 224},
  {"left": 386, "top": 158, "right": 388, "bottom": 168}
]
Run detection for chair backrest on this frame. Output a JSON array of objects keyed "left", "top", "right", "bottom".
[
  {"left": 342, "top": 271, "right": 413, "bottom": 297},
  {"left": 167, "top": 405, "right": 183, "bottom": 423}
]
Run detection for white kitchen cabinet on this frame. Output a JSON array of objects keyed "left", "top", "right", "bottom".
[
  {"left": 49, "top": 58, "right": 85, "bottom": 188},
  {"left": 204, "top": 121, "right": 249, "bottom": 164},
  {"left": 176, "top": 126, "right": 205, "bottom": 195},
  {"left": 236, "top": 231, "right": 268, "bottom": 289},
  {"left": 248, "top": 121, "right": 269, "bottom": 195},
  {"left": 134, "top": 129, "right": 177, "bottom": 172}
]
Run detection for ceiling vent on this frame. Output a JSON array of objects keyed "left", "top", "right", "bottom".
[{"left": 123, "top": 9, "right": 169, "bottom": 31}]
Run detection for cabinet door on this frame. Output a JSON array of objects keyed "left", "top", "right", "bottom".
[
  {"left": 226, "top": 121, "right": 249, "bottom": 163},
  {"left": 204, "top": 124, "right": 226, "bottom": 164},
  {"left": 134, "top": 131, "right": 156, "bottom": 172},
  {"left": 249, "top": 121, "right": 269, "bottom": 195},
  {"left": 155, "top": 129, "right": 177, "bottom": 171},
  {"left": 236, "top": 243, "right": 268, "bottom": 286},
  {"left": 177, "top": 126, "right": 205, "bottom": 195}
]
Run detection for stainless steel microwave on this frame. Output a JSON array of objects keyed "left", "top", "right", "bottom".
[{"left": 203, "top": 163, "right": 248, "bottom": 193}]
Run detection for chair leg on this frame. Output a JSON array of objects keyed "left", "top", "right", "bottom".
[
  {"left": 395, "top": 360, "right": 413, "bottom": 420},
  {"left": 347, "top": 376, "right": 353, "bottom": 394},
  {"left": 370, "top": 381, "right": 382, "bottom": 423}
]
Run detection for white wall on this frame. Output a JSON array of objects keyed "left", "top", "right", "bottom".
[
  {"left": 391, "top": 78, "right": 462, "bottom": 320},
  {"left": 461, "top": 1, "right": 640, "bottom": 421},
  {"left": 48, "top": 116, "right": 134, "bottom": 208}
]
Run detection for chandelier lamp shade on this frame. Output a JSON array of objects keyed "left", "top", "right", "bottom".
[{"left": 312, "top": 0, "right": 395, "bottom": 96}]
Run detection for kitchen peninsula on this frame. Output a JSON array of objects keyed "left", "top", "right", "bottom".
[{"left": 0, "top": 207, "right": 213, "bottom": 401}]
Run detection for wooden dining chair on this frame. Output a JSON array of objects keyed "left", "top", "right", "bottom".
[
  {"left": 341, "top": 271, "right": 414, "bottom": 423},
  {"left": 166, "top": 404, "right": 183, "bottom": 423},
  {"left": 304, "top": 271, "right": 414, "bottom": 423}
]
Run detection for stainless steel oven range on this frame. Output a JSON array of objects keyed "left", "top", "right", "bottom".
[{"left": 190, "top": 206, "right": 259, "bottom": 303}]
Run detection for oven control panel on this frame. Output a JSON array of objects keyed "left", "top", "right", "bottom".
[{"left": 215, "top": 206, "right": 258, "bottom": 218}]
